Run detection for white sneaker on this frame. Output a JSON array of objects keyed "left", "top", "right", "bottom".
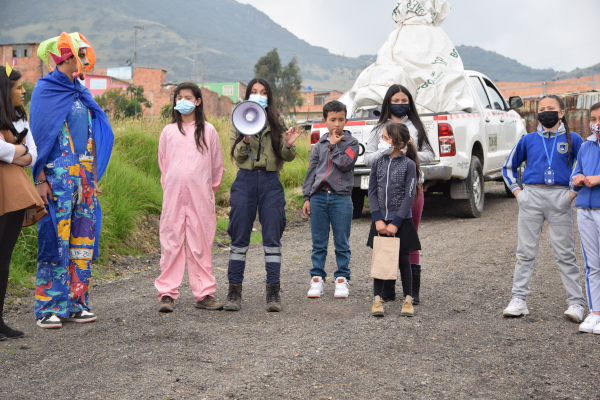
[
  {"left": 334, "top": 277, "right": 349, "bottom": 299},
  {"left": 564, "top": 304, "right": 585, "bottom": 323},
  {"left": 593, "top": 321, "right": 600, "bottom": 335},
  {"left": 64, "top": 310, "right": 97, "bottom": 323},
  {"left": 36, "top": 314, "right": 62, "bottom": 329},
  {"left": 307, "top": 276, "right": 324, "bottom": 298},
  {"left": 579, "top": 313, "right": 600, "bottom": 333},
  {"left": 503, "top": 298, "right": 529, "bottom": 317}
]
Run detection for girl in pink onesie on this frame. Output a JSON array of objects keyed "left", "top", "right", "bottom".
[{"left": 155, "top": 82, "right": 225, "bottom": 313}]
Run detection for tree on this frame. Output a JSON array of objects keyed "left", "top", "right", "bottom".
[
  {"left": 254, "top": 48, "right": 303, "bottom": 114},
  {"left": 94, "top": 85, "right": 152, "bottom": 118},
  {"left": 23, "top": 80, "right": 34, "bottom": 105}
]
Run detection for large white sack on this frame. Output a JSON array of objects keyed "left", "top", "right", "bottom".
[
  {"left": 349, "top": 62, "right": 417, "bottom": 115},
  {"left": 354, "top": 0, "right": 474, "bottom": 113}
]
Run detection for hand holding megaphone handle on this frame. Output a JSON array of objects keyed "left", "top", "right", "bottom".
[{"left": 242, "top": 131, "right": 262, "bottom": 162}]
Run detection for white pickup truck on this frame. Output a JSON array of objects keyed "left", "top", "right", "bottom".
[{"left": 309, "top": 70, "right": 527, "bottom": 218}]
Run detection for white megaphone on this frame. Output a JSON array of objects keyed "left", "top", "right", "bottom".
[{"left": 231, "top": 100, "right": 267, "bottom": 136}]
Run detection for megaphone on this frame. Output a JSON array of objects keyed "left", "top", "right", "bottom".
[{"left": 232, "top": 100, "right": 267, "bottom": 136}]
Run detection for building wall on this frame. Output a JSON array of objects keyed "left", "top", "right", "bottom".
[
  {"left": 498, "top": 75, "right": 600, "bottom": 98},
  {"left": 83, "top": 74, "right": 129, "bottom": 97},
  {"left": 203, "top": 81, "right": 246, "bottom": 102},
  {"left": 0, "top": 43, "right": 46, "bottom": 84},
  {"left": 293, "top": 90, "right": 343, "bottom": 122}
]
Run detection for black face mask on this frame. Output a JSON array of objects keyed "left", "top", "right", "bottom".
[
  {"left": 390, "top": 104, "right": 410, "bottom": 118},
  {"left": 537, "top": 111, "right": 561, "bottom": 129}
]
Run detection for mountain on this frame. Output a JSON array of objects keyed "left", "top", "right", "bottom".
[
  {"left": 554, "top": 63, "right": 600, "bottom": 80},
  {"left": 358, "top": 46, "right": 564, "bottom": 84},
  {"left": 0, "top": 2, "right": 594, "bottom": 91},
  {"left": 455, "top": 46, "right": 562, "bottom": 82},
  {"left": 0, "top": 0, "right": 365, "bottom": 89}
]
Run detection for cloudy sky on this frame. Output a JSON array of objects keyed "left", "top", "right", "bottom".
[{"left": 239, "top": 0, "right": 600, "bottom": 72}]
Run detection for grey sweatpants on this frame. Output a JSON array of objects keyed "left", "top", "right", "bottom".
[
  {"left": 576, "top": 208, "right": 600, "bottom": 311},
  {"left": 512, "top": 185, "right": 584, "bottom": 306}
]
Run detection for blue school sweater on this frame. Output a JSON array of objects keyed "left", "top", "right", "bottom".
[
  {"left": 503, "top": 123, "right": 583, "bottom": 192},
  {"left": 571, "top": 133, "right": 600, "bottom": 209}
]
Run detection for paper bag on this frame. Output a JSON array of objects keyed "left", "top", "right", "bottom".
[{"left": 370, "top": 235, "right": 400, "bottom": 280}]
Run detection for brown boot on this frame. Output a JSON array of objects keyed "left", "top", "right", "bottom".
[
  {"left": 223, "top": 284, "right": 242, "bottom": 311},
  {"left": 400, "top": 295, "right": 415, "bottom": 317},
  {"left": 195, "top": 295, "right": 223, "bottom": 310},
  {"left": 266, "top": 283, "right": 282, "bottom": 312},
  {"left": 371, "top": 296, "right": 384, "bottom": 317},
  {"left": 159, "top": 296, "right": 174, "bottom": 313}
]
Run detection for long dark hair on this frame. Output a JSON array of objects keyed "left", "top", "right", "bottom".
[
  {"left": 0, "top": 66, "right": 28, "bottom": 143},
  {"left": 385, "top": 120, "right": 422, "bottom": 199},
  {"left": 539, "top": 95, "right": 571, "bottom": 165},
  {"left": 172, "top": 82, "right": 207, "bottom": 153},
  {"left": 376, "top": 84, "right": 432, "bottom": 154},
  {"left": 230, "top": 77, "right": 286, "bottom": 170}
]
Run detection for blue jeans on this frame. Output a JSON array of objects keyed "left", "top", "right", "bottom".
[{"left": 309, "top": 190, "right": 353, "bottom": 279}]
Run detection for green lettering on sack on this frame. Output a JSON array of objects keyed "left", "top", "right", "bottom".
[{"left": 450, "top": 48, "right": 459, "bottom": 58}]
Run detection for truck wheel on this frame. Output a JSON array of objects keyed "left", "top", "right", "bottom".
[
  {"left": 351, "top": 187, "right": 366, "bottom": 219},
  {"left": 504, "top": 162, "right": 524, "bottom": 197},
  {"left": 454, "top": 156, "right": 485, "bottom": 218}
]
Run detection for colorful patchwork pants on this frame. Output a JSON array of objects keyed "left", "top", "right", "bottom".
[{"left": 34, "top": 158, "right": 98, "bottom": 319}]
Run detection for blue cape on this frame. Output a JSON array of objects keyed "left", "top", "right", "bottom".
[{"left": 30, "top": 70, "right": 114, "bottom": 260}]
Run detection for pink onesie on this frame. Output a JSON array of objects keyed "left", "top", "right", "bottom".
[{"left": 155, "top": 121, "right": 224, "bottom": 302}]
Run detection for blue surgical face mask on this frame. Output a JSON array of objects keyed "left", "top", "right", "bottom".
[
  {"left": 249, "top": 94, "right": 268, "bottom": 109},
  {"left": 378, "top": 140, "right": 394, "bottom": 156},
  {"left": 390, "top": 103, "right": 410, "bottom": 118},
  {"left": 174, "top": 99, "right": 196, "bottom": 115}
]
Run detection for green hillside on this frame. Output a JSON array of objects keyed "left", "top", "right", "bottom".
[
  {"left": 0, "top": 0, "right": 365, "bottom": 88},
  {"left": 554, "top": 63, "right": 600, "bottom": 80},
  {"left": 0, "top": 1, "right": 594, "bottom": 90}
]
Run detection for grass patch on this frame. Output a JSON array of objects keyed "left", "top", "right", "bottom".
[{"left": 8, "top": 116, "right": 310, "bottom": 289}]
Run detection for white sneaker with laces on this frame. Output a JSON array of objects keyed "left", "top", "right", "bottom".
[
  {"left": 503, "top": 298, "right": 529, "bottom": 317},
  {"left": 334, "top": 277, "right": 349, "bottom": 299},
  {"left": 564, "top": 304, "right": 585, "bottom": 323},
  {"left": 579, "top": 313, "right": 600, "bottom": 333},
  {"left": 307, "top": 276, "right": 324, "bottom": 298}
]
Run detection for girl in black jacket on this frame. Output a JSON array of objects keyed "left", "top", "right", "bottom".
[{"left": 367, "top": 121, "right": 421, "bottom": 318}]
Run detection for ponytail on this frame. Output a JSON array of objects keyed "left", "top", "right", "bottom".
[
  {"left": 384, "top": 120, "right": 422, "bottom": 199},
  {"left": 405, "top": 141, "right": 423, "bottom": 200}
]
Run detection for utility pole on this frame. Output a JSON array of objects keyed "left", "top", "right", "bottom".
[
  {"left": 193, "top": 41, "right": 198, "bottom": 84},
  {"left": 133, "top": 25, "right": 144, "bottom": 79}
]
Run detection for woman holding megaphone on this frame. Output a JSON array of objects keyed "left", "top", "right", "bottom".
[{"left": 226, "top": 77, "right": 302, "bottom": 312}]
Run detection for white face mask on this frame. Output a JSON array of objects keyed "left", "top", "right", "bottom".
[{"left": 378, "top": 140, "right": 394, "bottom": 156}]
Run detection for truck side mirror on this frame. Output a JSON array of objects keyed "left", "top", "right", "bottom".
[{"left": 509, "top": 96, "right": 523, "bottom": 110}]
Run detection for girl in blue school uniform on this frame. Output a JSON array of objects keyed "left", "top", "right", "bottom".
[{"left": 502, "top": 95, "right": 585, "bottom": 322}]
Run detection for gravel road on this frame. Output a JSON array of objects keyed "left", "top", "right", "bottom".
[{"left": 2, "top": 183, "right": 599, "bottom": 400}]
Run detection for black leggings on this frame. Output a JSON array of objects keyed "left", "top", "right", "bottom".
[
  {"left": 373, "top": 253, "right": 412, "bottom": 300},
  {"left": 0, "top": 210, "right": 25, "bottom": 323}
]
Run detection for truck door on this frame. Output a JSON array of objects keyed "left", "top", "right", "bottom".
[
  {"left": 468, "top": 75, "right": 503, "bottom": 171},
  {"left": 481, "top": 77, "right": 518, "bottom": 166}
]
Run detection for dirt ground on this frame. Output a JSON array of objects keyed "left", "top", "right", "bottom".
[{"left": 2, "top": 183, "right": 599, "bottom": 400}]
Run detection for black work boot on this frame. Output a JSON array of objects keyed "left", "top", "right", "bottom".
[
  {"left": 411, "top": 264, "right": 421, "bottom": 305},
  {"left": 223, "top": 283, "right": 243, "bottom": 311},
  {"left": 266, "top": 283, "right": 282, "bottom": 312}
]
